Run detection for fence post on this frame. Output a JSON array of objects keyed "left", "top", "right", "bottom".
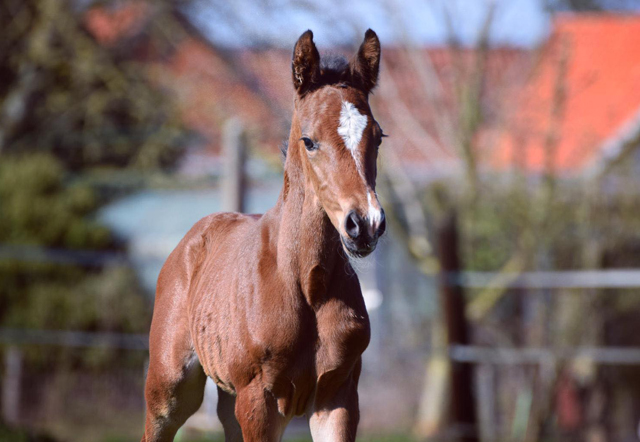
[
  {"left": 182, "top": 118, "right": 247, "bottom": 433},
  {"left": 438, "top": 212, "right": 478, "bottom": 441},
  {"left": 2, "top": 346, "right": 22, "bottom": 425},
  {"left": 222, "top": 118, "right": 247, "bottom": 213},
  {"left": 143, "top": 356, "right": 149, "bottom": 415}
]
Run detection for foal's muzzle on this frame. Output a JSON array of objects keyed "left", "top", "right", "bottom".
[{"left": 341, "top": 209, "right": 386, "bottom": 258}]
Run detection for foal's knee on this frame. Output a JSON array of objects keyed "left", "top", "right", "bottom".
[
  {"left": 142, "top": 386, "right": 201, "bottom": 442},
  {"left": 234, "top": 382, "right": 288, "bottom": 442},
  {"left": 142, "top": 357, "right": 207, "bottom": 441},
  {"left": 309, "top": 366, "right": 361, "bottom": 442}
]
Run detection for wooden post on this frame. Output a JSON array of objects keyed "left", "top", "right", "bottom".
[
  {"left": 477, "top": 364, "right": 496, "bottom": 441},
  {"left": 182, "top": 118, "right": 247, "bottom": 433},
  {"left": 438, "top": 213, "right": 478, "bottom": 441},
  {"left": 2, "top": 346, "right": 22, "bottom": 425},
  {"left": 222, "top": 118, "right": 247, "bottom": 213},
  {"left": 143, "top": 356, "right": 149, "bottom": 416}
]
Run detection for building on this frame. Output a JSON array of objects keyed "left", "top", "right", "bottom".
[{"left": 85, "top": 6, "right": 640, "bottom": 181}]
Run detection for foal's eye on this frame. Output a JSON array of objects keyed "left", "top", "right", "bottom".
[{"left": 300, "top": 137, "right": 317, "bottom": 152}]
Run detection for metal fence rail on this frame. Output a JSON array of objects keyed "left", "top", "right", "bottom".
[
  {"left": 449, "top": 345, "right": 640, "bottom": 365},
  {"left": 0, "top": 244, "right": 127, "bottom": 266},
  {"left": 4, "top": 243, "right": 640, "bottom": 289},
  {"left": 458, "top": 269, "right": 640, "bottom": 289},
  {"left": 4, "top": 328, "right": 640, "bottom": 365},
  {"left": 0, "top": 328, "right": 149, "bottom": 350}
]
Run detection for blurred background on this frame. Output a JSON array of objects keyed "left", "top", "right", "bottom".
[{"left": 1, "top": 0, "right": 640, "bottom": 441}]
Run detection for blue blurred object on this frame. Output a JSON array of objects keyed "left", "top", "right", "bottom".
[{"left": 98, "top": 184, "right": 281, "bottom": 293}]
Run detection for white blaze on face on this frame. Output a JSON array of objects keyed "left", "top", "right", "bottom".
[
  {"left": 338, "top": 101, "right": 368, "bottom": 179},
  {"left": 337, "top": 100, "right": 383, "bottom": 232},
  {"left": 367, "top": 191, "right": 382, "bottom": 227}
]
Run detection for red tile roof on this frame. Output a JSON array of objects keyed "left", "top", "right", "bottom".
[
  {"left": 160, "top": 40, "right": 287, "bottom": 155},
  {"left": 493, "top": 14, "right": 640, "bottom": 174},
  {"left": 85, "top": 2, "right": 150, "bottom": 46},
  {"left": 85, "top": 6, "right": 640, "bottom": 176},
  {"left": 376, "top": 47, "right": 530, "bottom": 175}
]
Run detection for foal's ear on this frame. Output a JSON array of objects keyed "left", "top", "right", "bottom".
[
  {"left": 350, "top": 29, "right": 381, "bottom": 93},
  {"left": 292, "top": 30, "right": 320, "bottom": 95}
]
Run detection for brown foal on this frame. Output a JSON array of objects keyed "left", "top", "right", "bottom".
[{"left": 142, "top": 29, "right": 386, "bottom": 442}]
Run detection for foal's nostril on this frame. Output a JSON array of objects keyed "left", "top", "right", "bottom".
[
  {"left": 377, "top": 209, "right": 386, "bottom": 236},
  {"left": 345, "top": 210, "right": 361, "bottom": 239}
]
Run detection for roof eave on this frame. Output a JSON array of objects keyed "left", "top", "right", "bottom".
[{"left": 583, "top": 105, "right": 640, "bottom": 180}]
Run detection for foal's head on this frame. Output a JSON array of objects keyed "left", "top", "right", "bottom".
[{"left": 290, "top": 29, "right": 386, "bottom": 258}]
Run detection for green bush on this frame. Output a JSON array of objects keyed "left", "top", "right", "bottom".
[
  {"left": 0, "top": 154, "right": 150, "bottom": 366},
  {"left": 0, "top": 154, "right": 111, "bottom": 249}
]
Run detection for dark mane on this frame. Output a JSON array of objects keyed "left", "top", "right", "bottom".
[{"left": 318, "top": 54, "right": 350, "bottom": 86}]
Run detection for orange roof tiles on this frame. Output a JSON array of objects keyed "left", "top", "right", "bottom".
[
  {"left": 85, "top": 7, "right": 640, "bottom": 176},
  {"left": 85, "top": 2, "right": 150, "bottom": 46},
  {"left": 493, "top": 14, "right": 640, "bottom": 174}
]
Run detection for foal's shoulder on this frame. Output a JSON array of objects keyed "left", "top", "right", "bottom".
[
  {"left": 193, "top": 212, "right": 261, "bottom": 241},
  {"left": 203, "top": 211, "right": 262, "bottom": 229},
  {"left": 170, "top": 211, "right": 262, "bottom": 261}
]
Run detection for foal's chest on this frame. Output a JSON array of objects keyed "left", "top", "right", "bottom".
[
  {"left": 313, "top": 295, "right": 371, "bottom": 376},
  {"left": 191, "top": 250, "right": 370, "bottom": 414},
  {"left": 263, "top": 269, "right": 371, "bottom": 386},
  {"left": 260, "top": 290, "right": 371, "bottom": 416}
]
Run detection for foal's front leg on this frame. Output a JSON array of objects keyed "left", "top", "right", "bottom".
[
  {"left": 234, "top": 379, "right": 288, "bottom": 442},
  {"left": 309, "top": 359, "right": 362, "bottom": 442}
]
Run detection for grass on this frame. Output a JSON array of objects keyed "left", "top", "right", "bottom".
[
  {"left": 174, "top": 434, "right": 415, "bottom": 442},
  {"left": 286, "top": 437, "right": 414, "bottom": 442},
  {"left": 0, "top": 425, "right": 58, "bottom": 442}
]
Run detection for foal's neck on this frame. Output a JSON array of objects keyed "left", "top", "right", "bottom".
[{"left": 273, "top": 113, "right": 346, "bottom": 305}]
